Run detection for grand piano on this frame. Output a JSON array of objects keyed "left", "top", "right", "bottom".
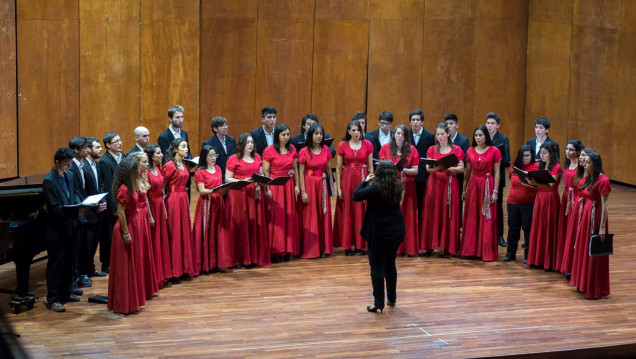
[{"left": 0, "top": 174, "right": 47, "bottom": 313}]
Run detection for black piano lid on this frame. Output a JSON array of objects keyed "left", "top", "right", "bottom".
[{"left": 0, "top": 174, "right": 45, "bottom": 197}]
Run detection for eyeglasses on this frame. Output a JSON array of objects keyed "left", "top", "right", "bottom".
[
  {"left": 110, "top": 139, "right": 122, "bottom": 144},
  {"left": 207, "top": 153, "right": 219, "bottom": 159},
  {"left": 522, "top": 154, "right": 532, "bottom": 158}
]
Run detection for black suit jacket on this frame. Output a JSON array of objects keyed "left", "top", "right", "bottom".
[
  {"left": 201, "top": 135, "right": 236, "bottom": 183},
  {"left": 366, "top": 129, "right": 394, "bottom": 161},
  {"left": 42, "top": 169, "right": 80, "bottom": 241},
  {"left": 452, "top": 133, "right": 471, "bottom": 156},
  {"left": 490, "top": 132, "right": 510, "bottom": 188},
  {"left": 526, "top": 136, "right": 560, "bottom": 162},
  {"left": 158, "top": 128, "right": 190, "bottom": 164},
  {"left": 127, "top": 145, "right": 142, "bottom": 156},
  {"left": 409, "top": 128, "right": 435, "bottom": 184},
  {"left": 99, "top": 151, "right": 122, "bottom": 215},
  {"left": 82, "top": 158, "right": 106, "bottom": 224},
  {"left": 250, "top": 126, "right": 271, "bottom": 156}
]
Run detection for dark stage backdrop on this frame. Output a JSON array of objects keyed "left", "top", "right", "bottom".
[{"left": 2, "top": 0, "right": 635, "bottom": 185}]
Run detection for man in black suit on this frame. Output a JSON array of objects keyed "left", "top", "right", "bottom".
[
  {"left": 99, "top": 132, "right": 124, "bottom": 274},
  {"left": 82, "top": 137, "right": 108, "bottom": 278},
  {"left": 127, "top": 126, "right": 150, "bottom": 155},
  {"left": 408, "top": 109, "right": 435, "bottom": 217},
  {"left": 42, "top": 147, "right": 88, "bottom": 312},
  {"left": 158, "top": 105, "right": 191, "bottom": 163},
  {"left": 526, "top": 117, "right": 560, "bottom": 162},
  {"left": 68, "top": 137, "right": 92, "bottom": 290},
  {"left": 250, "top": 106, "right": 277, "bottom": 156},
  {"left": 445, "top": 114, "right": 471, "bottom": 224},
  {"left": 485, "top": 112, "right": 510, "bottom": 247},
  {"left": 290, "top": 113, "right": 336, "bottom": 157},
  {"left": 201, "top": 116, "right": 236, "bottom": 183},
  {"left": 366, "top": 111, "right": 394, "bottom": 161}
]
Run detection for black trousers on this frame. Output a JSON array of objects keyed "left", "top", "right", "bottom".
[
  {"left": 100, "top": 215, "right": 116, "bottom": 271},
  {"left": 496, "top": 184, "right": 505, "bottom": 238},
  {"left": 415, "top": 180, "right": 426, "bottom": 220},
  {"left": 506, "top": 203, "right": 534, "bottom": 257},
  {"left": 46, "top": 239, "right": 74, "bottom": 303},
  {"left": 368, "top": 241, "right": 401, "bottom": 309}
]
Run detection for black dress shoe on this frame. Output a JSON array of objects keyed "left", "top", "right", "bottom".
[
  {"left": 367, "top": 305, "right": 383, "bottom": 313},
  {"left": 564, "top": 273, "right": 572, "bottom": 281},
  {"left": 387, "top": 301, "right": 395, "bottom": 307},
  {"left": 101, "top": 266, "right": 110, "bottom": 274},
  {"left": 77, "top": 275, "right": 92, "bottom": 288},
  {"left": 64, "top": 294, "right": 81, "bottom": 302},
  {"left": 69, "top": 283, "right": 83, "bottom": 296},
  {"left": 503, "top": 254, "right": 516, "bottom": 262},
  {"left": 355, "top": 249, "right": 364, "bottom": 256},
  {"left": 523, "top": 257, "right": 527, "bottom": 264},
  {"left": 89, "top": 269, "right": 107, "bottom": 277},
  {"left": 320, "top": 252, "right": 328, "bottom": 258},
  {"left": 344, "top": 249, "right": 353, "bottom": 256},
  {"left": 499, "top": 236, "right": 507, "bottom": 247}
]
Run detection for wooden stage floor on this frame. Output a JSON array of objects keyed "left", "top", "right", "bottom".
[{"left": 1, "top": 183, "right": 636, "bottom": 358}]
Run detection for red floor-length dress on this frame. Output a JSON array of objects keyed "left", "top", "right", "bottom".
[
  {"left": 379, "top": 143, "right": 420, "bottom": 255},
  {"left": 107, "top": 185, "right": 144, "bottom": 314},
  {"left": 147, "top": 169, "right": 172, "bottom": 284},
  {"left": 226, "top": 154, "right": 270, "bottom": 267},
  {"left": 560, "top": 177, "right": 582, "bottom": 275},
  {"left": 192, "top": 166, "right": 232, "bottom": 271},
  {"left": 333, "top": 140, "right": 373, "bottom": 251},
  {"left": 527, "top": 163, "right": 562, "bottom": 270},
  {"left": 556, "top": 166, "right": 576, "bottom": 273},
  {"left": 420, "top": 145, "right": 464, "bottom": 255},
  {"left": 570, "top": 174, "right": 611, "bottom": 299},
  {"left": 263, "top": 145, "right": 300, "bottom": 256},
  {"left": 161, "top": 160, "right": 197, "bottom": 278},
  {"left": 460, "top": 146, "right": 501, "bottom": 261},
  {"left": 298, "top": 146, "right": 333, "bottom": 258},
  {"left": 136, "top": 192, "right": 159, "bottom": 298}
]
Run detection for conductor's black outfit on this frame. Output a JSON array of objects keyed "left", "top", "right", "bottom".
[{"left": 353, "top": 180, "right": 405, "bottom": 310}]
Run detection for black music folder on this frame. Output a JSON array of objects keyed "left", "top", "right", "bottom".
[
  {"left": 420, "top": 153, "right": 459, "bottom": 170},
  {"left": 513, "top": 166, "right": 556, "bottom": 186},
  {"left": 589, "top": 233, "right": 614, "bottom": 257},
  {"left": 251, "top": 174, "right": 291, "bottom": 186}
]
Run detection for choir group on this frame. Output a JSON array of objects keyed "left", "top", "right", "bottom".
[{"left": 41, "top": 105, "right": 611, "bottom": 314}]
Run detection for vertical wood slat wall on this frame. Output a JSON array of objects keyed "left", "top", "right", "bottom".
[
  {"left": 5, "top": 0, "right": 636, "bottom": 185},
  {"left": 0, "top": 0, "right": 17, "bottom": 178}
]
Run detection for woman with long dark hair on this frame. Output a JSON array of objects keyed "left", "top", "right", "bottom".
[
  {"left": 560, "top": 148, "right": 592, "bottom": 278},
  {"left": 263, "top": 124, "right": 300, "bottom": 261},
  {"left": 226, "top": 134, "right": 270, "bottom": 267},
  {"left": 527, "top": 141, "right": 562, "bottom": 270},
  {"left": 161, "top": 138, "right": 197, "bottom": 278},
  {"left": 108, "top": 153, "right": 151, "bottom": 314},
  {"left": 460, "top": 125, "right": 501, "bottom": 261},
  {"left": 353, "top": 160, "right": 405, "bottom": 313},
  {"left": 192, "top": 145, "right": 233, "bottom": 272},
  {"left": 569, "top": 150, "right": 611, "bottom": 299},
  {"left": 420, "top": 123, "right": 464, "bottom": 257},
  {"left": 555, "top": 140, "right": 584, "bottom": 273},
  {"left": 503, "top": 145, "right": 538, "bottom": 263},
  {"left": 144, "top": 145, "right": 172, "bottom": 285},
  {"left": 378, "top": 124, "right": 419, "bottom": 256},
  {"left": 334, "top": 120, "right": 374, "bottom": 255},
  {"left": 298, "top": 124, "right": 334, "bottom": 259}
]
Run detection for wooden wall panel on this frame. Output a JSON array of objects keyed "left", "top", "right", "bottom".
[
  {"left": 17, "top": 0, "right": 79, "bottom": 176},
  {"left": 141, "top": 0, "right": 200, "bottom": 152},
  {"left": 613, "top": 0, "right": 636, "bottom": 183},
  {"left": 315, "top": 0, "right": 370, "bottom": 20},
  {"left": 255, "top": 0, "right": 314, "bottom": 136},
  {"left": 200, "top": 0, "right": 257, "bottom": 143},
  {"left": 311, "top": 20, "right": 368, "bottom": 145},
  {"left": 473, "top": 0, "right": 528, "bottom": 153},
  {"left": 0, "top": 0, "right": 18, "bottom": 178},
  {"left": 567, "top": 0, "right": 620, "bottom": 178},
  {"left": 525, "top": 0, "right": 572, "bottom": 155},
  {"left": 421, "top": 0, "right": 477, "bottom": 132},
  {"left": 79, "top": 0, "right": 139, "bottom": 151}
]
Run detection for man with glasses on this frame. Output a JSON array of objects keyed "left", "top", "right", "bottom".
[
  {"left": 97, "top": 133, "right": 124, "bottom": 274},
  {"left": 366, "top": 111, "right": 394, "bottom": 161}
]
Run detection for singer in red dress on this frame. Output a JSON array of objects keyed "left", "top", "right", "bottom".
[
  {"left": 378, "top": 124, "right": 420, "bottom": 256},
  {"left": 460, "top": 125, "right": 501, "bottom": 261},
  {"left": 555, "top": 140, "right": 584, "bottom": 273},
  {"left": 570, "top": 150, "right": 611, "bottom": 299},
  {"left": 108, "top": 154, "right": 148, "bottom": 314},
  {"left": 421, "top": 123, "right": 464, "bottom": 257},
  {"left": 561, "top": 148, "right": 590, "bottom": 276},
  {"left": 334, "top": 120, "right": 374, "bottom": 255},
  {"left": 145, "top": 145, "right": 172, "bottom": 285},
  {"left": 263, "top": 124, "right": 300, "bottom": 261},
  {"left": 226, "top": 134, "right": 271, "bottom": 267},
  {"left": 161, "top": 138, "right": 197, "bottom": 278},
  {"left": 192, "top": 146, "right": 233, "bottom": 272},
  {"left": 298, "top": 124, "right": 334, "bottom": 259},
  {"left": 527, "top": 141, "right": 562, "bottom": 270}
]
